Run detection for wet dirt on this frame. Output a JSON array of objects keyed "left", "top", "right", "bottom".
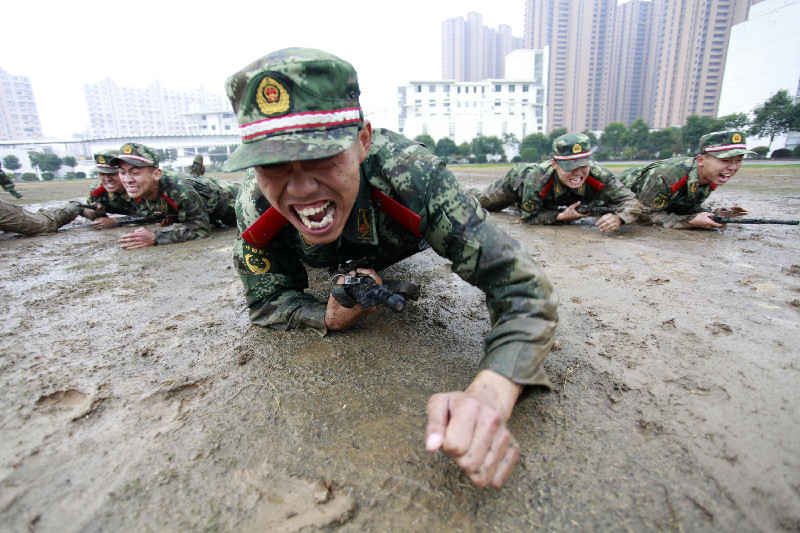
[{"left": 1, "top": 166, "right": 799, "bottom": 532}]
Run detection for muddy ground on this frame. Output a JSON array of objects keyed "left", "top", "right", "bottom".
[{"left": 1, "top": 165, "right": 799, "bottom": 532}]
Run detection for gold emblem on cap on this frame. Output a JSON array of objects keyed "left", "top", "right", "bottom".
[
  {"left": 256, "top": 76, "right": 291, "bottom": 116},
  {"left": 732, "top": 133, "right": 742, "bottom": 143},
  {"left": 97, "top": 156, "right": 106, "bottom": 164},
  {"left": 123, "top": 145, "right": 133, "bottom": 154},
  {"left": 572, "top": 144, "right": 582, "bottom": 154}
]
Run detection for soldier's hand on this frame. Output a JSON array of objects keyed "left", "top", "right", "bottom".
[
  {"left": 556, "top": 201, "right": 588, "bottom": 221},
  {"left": 689, "top": 211, "right": 724, "bottom": 229},
  {"left": 325, "top": 268, "right": 382, "bottom": 331},
  {"left": 159, "top": 215, "right": 175, "bottom": 227},
  {"left": 91, "top": 217, "right": 117, "bottom": 230},
  {"left": 119, "top": 227, "right": 156, "bottom": 249},
  {"left": 426, "top": 370, "right": 523, "bottom": 489},
  {"left": 596, "top": 213, "right": 623, "bottom": 232},
  {"left": 714, "top": 206, "right": 748, "bottom": 218}
]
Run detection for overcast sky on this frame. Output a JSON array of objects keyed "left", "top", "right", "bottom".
[{"left": 1, "top": 0, "right": 525, "bottom": 138}]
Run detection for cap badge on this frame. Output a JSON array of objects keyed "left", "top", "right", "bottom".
[
  {"left": 732, "top": 133, "right": 742, "bottom": 143},
  {"left": 256, "top": 76, "right": 290, "bottom": 116},
  {"left": 123, "top": 145, "right": 133, "bottom": 154},
  {"left": 572, "top": 144, "right": 582, "bottom": 154},
  {"left": 97, "top": 156, "right": 106, "bottom": 164}
]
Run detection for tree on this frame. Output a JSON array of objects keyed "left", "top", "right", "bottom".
[
  {"left": 502, "top": 133, "right": 520, "bottom": 157},
  {"left": 600, "top": 122, "right": 627, "bottom": 154},
  {"left": 3, "top": 154, "right": 21, "bottom": 173},
  {"left": 414, "top": 134, "right": 435, "bottom": 150},
  {"left": 717, "top": 113, "right": 750, "bottom": 130},
  {"left": 457, "top": 142, "right": 471, "bottom": 157},
  {"left": 749, "top": 89, "right": 795, "bottom": 150},
  {"left": 648, "top": 129, "right": 678, "bottom": 156},
  {"left": 520, "top": 133, "right": 550, "bottom": 157},
  {"left": 582, "top": 130, "right": 598, "bottom": 147},
  {"left": 434, "top": 137, "right": 458, "bottom": 159},
  {"left": 520, "top": 147, "right": 539, "bottom": 162},
  {"left": 471, "top": 135, "right": 504, "bottom": 158},
  {"left": 626, "top": 119, "right": 650, "bottom": 151},
  {"left": 681, "top": 115, "right": 718, "bottom": 154},
  {"left": 28, "top": 151, "right": 41, "bottom": 178},
  {"left": 37, "top": 153, "right": 63, "bottom": 176},
  {"left": 63, "top": 156, "right": 77, "bottom": 173}
]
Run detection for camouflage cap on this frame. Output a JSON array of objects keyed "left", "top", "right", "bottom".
[
  {"left": 110, "top": 143, "right": 160, "bottom": 168},
  {"left": 222, "top": 47, "right": 364, "bottom": 172},
  {"left": 552, "top": 133, "right": 594, "bottom": 171},
  {"left": 93, "top": 149, "right": 120, "bottom": 174},
  {"left": 699, "top": 130, "right": 757, "bottom": 158}
]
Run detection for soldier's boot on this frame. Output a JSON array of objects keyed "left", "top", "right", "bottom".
[{"left": 10, "top": 190, "right": 23, "bottom": 199}]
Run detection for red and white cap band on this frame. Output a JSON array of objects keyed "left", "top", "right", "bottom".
[
  {"left": 240, "top": 107, "right": 362, "bottom": 141},
  {"left": 96, "top": 163, "right": 114, "bottom": 169},
  {"left": 119, "top": 154, "right": 155, "bottom": 166},
  {"left": 553, "top": 149, "right": 593, "bottom": 161},
  {"left": 704, "top": 143, "right": 747, "bottom": 152}
]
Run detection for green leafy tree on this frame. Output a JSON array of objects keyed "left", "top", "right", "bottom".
[
  {"left": 625, "top": 119, "right": 650, "bottom": 151},
  {"left": 792, "top": 145, "right": 800, "bottom": 158},
  {"left": 502, "top": 133, "right": 520, "bottom": 155},
  {"left": 648, "top": 129, "right": 679, "bottom": 157},
  {"left": 520, "top": 147, "right": 539, "bottom": 162},
  {"left": 434, "top": 137, "right": 458, "bottom": 158},
  {"left": 717, "top": 113, "right": 750, "bottom": 130},
  {"left": 414, "top": 134, "right": 435, "bottom": 150},
  {"left": 471, "top": 135, "right": 504, "bottom": 157},
  {"left": 28, "top": 151, "right": 41, "bottom": 178},
  {"left": 37, "top": 153, "right": 63, "bottom": 176},
  {"left": 457, "top": 142, "right": 471, "bottom": 157},
  {"left": 751, "top": 146, "right": 770, "bottom": 157},
  {"left": 63, "top": 156, "right": 77, "bottom": 172},
  {"left": 749, "top": 89, "right": 796, "bottom": 149},
  {"left": 3, "top": 154, "right": 21, "bottom": 173},
  {"left": 520, "top": 133, "right": 550, "bottom": 157},
  {"left": 601, "top": 122, "right": 627, "bottom": 154},
  {"left": 581, "top": 130, "right": 598, "bottom": 147},
  {"left": 681, "top": 115, "right": 719, "bottom": 154},
  {"left": 548, "top": 128, "right": 568, "bottom": 144}
]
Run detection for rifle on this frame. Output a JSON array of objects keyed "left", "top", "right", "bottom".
[
  {"left": 330, "top": 275, "right": 409, "bottom": 312},
  {"left": 711, "top": 215, "right": 799, "bottom": 225},
  {"left": 558, "top": 205, "right": 617, "bottom": 216}
]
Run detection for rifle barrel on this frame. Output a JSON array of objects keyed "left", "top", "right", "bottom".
[{"left": 714, "top": 216, "right": 799, "bottom": 225}]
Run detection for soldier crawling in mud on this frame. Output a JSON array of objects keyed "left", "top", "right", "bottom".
[
  {"left": 0, "top": 161, "right": 23, "bottom": 199},
  {"left": 619, "top": 130, "right": 756, "bottom": 229},
  {"left": 226, "top": 48, "right": 559, "bottom": 488},
  {"left": 111, "top": 143, "right": 240, "bottom": 249},
  {"left": 78, "top": 149, "right": 141, "bottom": 230},
  {"left": 474, "top": 132, "right": 642, "bottom": 232}
]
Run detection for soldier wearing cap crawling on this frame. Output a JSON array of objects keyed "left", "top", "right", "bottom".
[
  {"left": 0, "top": 161, "right": 23, "bottom": 199},
  {"left": 112, "top": 143, "right": 240, "bottom": 249},
  {"left": 80, "top": 149, "right": 141, "bottom": 230},
  {"left": 226, "top": 47, "right": 559, "bottom": 489},
  {"left": 189, "top": 155, "right": 206, "bottom": 177},
  {"left": 476, "top": 133, "right": 642, "bottom": 232},
  {"left": 620, "top": 130, "right": 756, "bottom": 229}
]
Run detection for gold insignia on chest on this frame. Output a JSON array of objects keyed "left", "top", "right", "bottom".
[
  {"left": 358, "top": 209, "right": 372, "bottom": 240},
  {"left": 256, "top": 76, "right": 291, "bottom": 116}
]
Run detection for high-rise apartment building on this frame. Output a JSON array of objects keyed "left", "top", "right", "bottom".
[
  {"left": 0, "top": 67, "right": 43, "bottom": 140},
  {"left": 83, "top": 78, "right": 229, "bottom": 138},
  {"left": 442, "top": 12, "right": 524, "bottom": 82},
  {"left": 524, "top": 0, "right": 762, "bottom": 132}
]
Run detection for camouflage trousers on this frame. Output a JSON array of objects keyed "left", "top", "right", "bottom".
[{"left": 0, "top": 198, "right": 80, "bottom": 236}]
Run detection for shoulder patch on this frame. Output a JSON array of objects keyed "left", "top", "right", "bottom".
[{"left": 652, "top": 193, "right": 668, "bottom": 209}]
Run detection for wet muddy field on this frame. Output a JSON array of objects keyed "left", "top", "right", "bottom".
[{"left": 1, "top": 165, "right": 799, "bottom": 532}]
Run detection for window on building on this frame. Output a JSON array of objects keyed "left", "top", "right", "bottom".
[
  {"left": 416, "top": 85, "right": 422, "bottom": 93},
  {"left": 522, "top": 85, "right": 529, "bottom": 92},
  {"left": 494, "top": 84, "right": 502, "bottom": 92}
]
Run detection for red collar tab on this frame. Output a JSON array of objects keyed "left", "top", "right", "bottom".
[
  {"left": 161, "top": 193, "right": 179, "bottom": 211},
  {"left": 539, "top": 177, "right": 555, "bottom": 199},
  {"left": 709, "top": 183, "right": 718, "bottom": 190},
  {"left": 90, "top": 185, "right": 106, "bottom": 198},
  {"left": 371, "top": 189, "right": 422, "bottom": 238},
  {"left": 242, "top": 206, "right": 288, "bottom": 248},
  {"left": 670, "top": 175, "right": 689, "bottom": 195},
  {"left": 585, "top": 176, "right": 605, "bottom": 191}
]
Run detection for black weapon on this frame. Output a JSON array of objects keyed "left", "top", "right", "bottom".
[
  {"left": 331, "top": 275, "right": 407, "bottom": 312},
  {"left": 77, "top": 204, "right": 175, "bottom": 226},
  {"left": 711, "top": 215, "right": 799, "bottom": 225},
  {"left": 559, "top": 204, "right": 617, "bottom": 216}
]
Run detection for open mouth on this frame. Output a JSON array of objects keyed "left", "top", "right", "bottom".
[
  {"left": 717, "top": 173, "right": 732, "bottom": 183},
  {"left": 293, "top": 200, "right": 335, "bottom": 230}
]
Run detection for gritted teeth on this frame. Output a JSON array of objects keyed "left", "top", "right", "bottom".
[{"left": 295, "top": 201, "right": 335, "bottom": 230}]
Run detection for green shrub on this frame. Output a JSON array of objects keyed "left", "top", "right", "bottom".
[
  {"left": 76, "top": 171, "right": 87, "bottom": 179},
  {"left": 792, "top": 145, "right": 800, "bottom": 158},
  {"left": 41, "top": 172, "right": 55, "bottom": 181},
  {"left": 658, "top": 149, "right": 673, "bottom": 159},
  {"left": 64, "top": 172, "right": 76, "bottom": 180},
  {"left": 770, "top": 148, "right": 792, "bottom": 158},
  {"left": 476, "top": 154, "right": 488, "bottom": 164},
  {"left": 511, "top": 156, "right": 523, "bottom": 163},
  {"left": 21, "top": 173, "right": 38, "bottom": 181},
  {"left": 520, "top": 147, "right": 539, "bottom": 162},
  {"left": 636, "top": 149, "right": 650, "bottom": 160},
  {"left": 752, "top": 146, "right": 770, "bottom": 157}
]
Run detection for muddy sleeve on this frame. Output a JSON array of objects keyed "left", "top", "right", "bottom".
[
  {"left": 152, "top": 189, "right": 211, "bottom": 245},
  {"left": 474, "top": 166, "right": 520, "bottom": 211},
  {"left": 643, "top": 209, "right": 695, "bottom": 229},
  {"left": 233, "top": 236, "right": 327, "bottom": 336},
  {"left": 633, "top": 171, "right": 695, "bottom": 229},
  {"left": 601, "top": 177, "right": 643, "bottom": 224},
  {"left": 424, "top": 164, "right": 558, "bottom": 387},
  {"left": 524, "top": 207, "right": 561, "bottom": 225}
]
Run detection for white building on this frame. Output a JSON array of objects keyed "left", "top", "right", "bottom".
[
  {"left": 0, "top": 67, "right": 43, "bottom": 140},
  {"left": 83, "top": 78, "right": 230, "bottom": 138},
  {"left": 718, "top": 0, "right": 800, "bottom": 150},
  {"left": 398, "top": 49, "right": 548, "bottom": 153},
  {"left": 182, "top": 110, "right": 238, "bottom": 135}
]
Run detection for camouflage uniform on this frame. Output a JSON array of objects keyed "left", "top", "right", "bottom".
[
  {"left": 189, "top": 155, "right": 205, "bottom": 177},
  {"left": 85, "top": 149, "right": 139, "bottom": 218},
  {"left": 234, "top": 127, "right": 558, "bottom": 386},
  {"left": 134, "top": 173, "right": 239, "bottom": 245},
  {"left": 0, "top": 166, "right": 23, "bottom": 199},
  {"left": 620, "top": 130, "right": 757, "bottom": 229},
  {"left": 478, "top": 160, "right": 642, "bottom": 225},
  {"left": 0, "top": 197, "right": 79, "bottom": 235}
]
